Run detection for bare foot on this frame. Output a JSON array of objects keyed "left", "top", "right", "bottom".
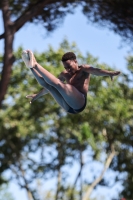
[
  {"left": 22, "top": 50, "right": 37, "bottom": 68},
  {"left": 26, "top": 94, "right": 38, "bottom": 103},
  {"left": 26, "top": 88, "right": 49, "bottom": 103}
]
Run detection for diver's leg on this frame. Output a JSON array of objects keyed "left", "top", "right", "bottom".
[
  {"left": 30, "top": 68, "right": 70, "bottom": 111},
  {"left": 22, "top": 50, "right": 85, "bottom": 109},
  {"left": 34, "top": 63, "right": 85, "bottom": 109}
]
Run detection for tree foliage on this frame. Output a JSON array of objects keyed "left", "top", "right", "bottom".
[
  {"left": 82, "top": 0, "right": 133, "bottom": 43},
  {"left": 0, "top": 39, "right": 133, "bottom": 199},
  {"left": 0, "top": 0, "right": 133, "bottom": 106}
]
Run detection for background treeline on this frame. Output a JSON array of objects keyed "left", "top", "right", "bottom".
[
  {"left": 0, "top": 39, "right": 133, "bottom": 200},
  {"left": 0, "top": 0, "right": 133, "bottom": 107},
  {"left": 1, "top": 0, "right": 133, "bottom": 199}
]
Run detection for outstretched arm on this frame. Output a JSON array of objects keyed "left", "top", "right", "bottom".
[{"left": 80, "top": 65, "right": 120, "bottom": 80}]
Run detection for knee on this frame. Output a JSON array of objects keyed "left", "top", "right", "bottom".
[
  {"left": 48, "top": 78, "right": 63, "bottom": 89},
  {"left": 55, "top": 79, "right": 64, "bottom": 89}
]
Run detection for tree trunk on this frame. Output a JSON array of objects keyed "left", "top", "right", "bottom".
[
  {"left": 0, "top": 1, "right": 15, "bottom": 107},
  {"left": 82, "top": 150, "right": 116, "bottom": 200},
  {"left": 0, "top": 33, "right": 14, "bottom": 107},
  {"left": 55, "top": 168, "right": 62, "bottom": 200},
  {"left": 79, "top": 150, "right": 83, "bottom": 200},
  {"left": 70, "top": 148, "right": 84, "bottom": 200},
  {"left": 0, "top": 0, "right": 57, "bottom": 108}
]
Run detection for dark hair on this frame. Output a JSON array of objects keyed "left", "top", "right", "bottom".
[{"left": 61, "top": 52, "right": 76, "bottom": 62}]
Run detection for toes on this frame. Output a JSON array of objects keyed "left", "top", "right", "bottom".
[
  {"left": 27, "top": 50, "right": 33, "bottom": 58},
  {"left": 22, "top": 50, "right": 30, "bottom": 61},
  {"left": 27, "top": 50, "right": 37, "bottom": 67},
  {"left": 22, "top": 50, "right": 28, "bottom": 56}
]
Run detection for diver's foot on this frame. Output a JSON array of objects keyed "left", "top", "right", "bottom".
[
  {"left": 22, "top": 50, "right": 30, "bottom": 68},
  {"left": 22, "top": 50, "right": 37, "bottom": 68},
  {"left": 27, "top": 50, "right": 37, "bottom": 68}
]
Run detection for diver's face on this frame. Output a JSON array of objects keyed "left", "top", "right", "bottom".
[{"left": 63, "top": 59, "right": 78, "bottom": 75}]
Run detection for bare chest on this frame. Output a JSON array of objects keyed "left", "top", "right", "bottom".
[
  {"left": 64, "top": 71, "right": 90, "bottom": 94},
  {"left": 69, "top": 71, "right": 88, "bottom": 84}
]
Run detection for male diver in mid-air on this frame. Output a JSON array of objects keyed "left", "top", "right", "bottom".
[{"left": 22, "top": 50, "right": 120, "bottom": 114}]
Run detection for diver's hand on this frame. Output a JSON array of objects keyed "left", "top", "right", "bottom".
[{"left": 110, "top": 71, "right": 121, "bottom": 81}]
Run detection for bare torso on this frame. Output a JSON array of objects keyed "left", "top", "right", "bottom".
[{"left": 59, "top": 67, "right": 90, "bottom": 96}]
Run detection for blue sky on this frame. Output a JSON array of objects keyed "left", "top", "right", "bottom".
[
  {"left": 0, "top": 8, "right": 130, "bottom": 72},
  {"left": 0, "top": 6, "right": 130, "bottom": 200}
]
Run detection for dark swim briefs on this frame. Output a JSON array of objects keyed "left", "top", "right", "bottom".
[{"left": 67, "top": 95, "right": 87, "bottom": 114}]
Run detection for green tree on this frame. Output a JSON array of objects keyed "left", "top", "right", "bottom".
[
  {"left": 82, "top": 0, "right": 133, "bottom": 44},
  {"left": 1, "top": 39, "right": 133, "bottom": 200},
  {"left": 0, "top": 0, "right": 133, "bottom": 107}
]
